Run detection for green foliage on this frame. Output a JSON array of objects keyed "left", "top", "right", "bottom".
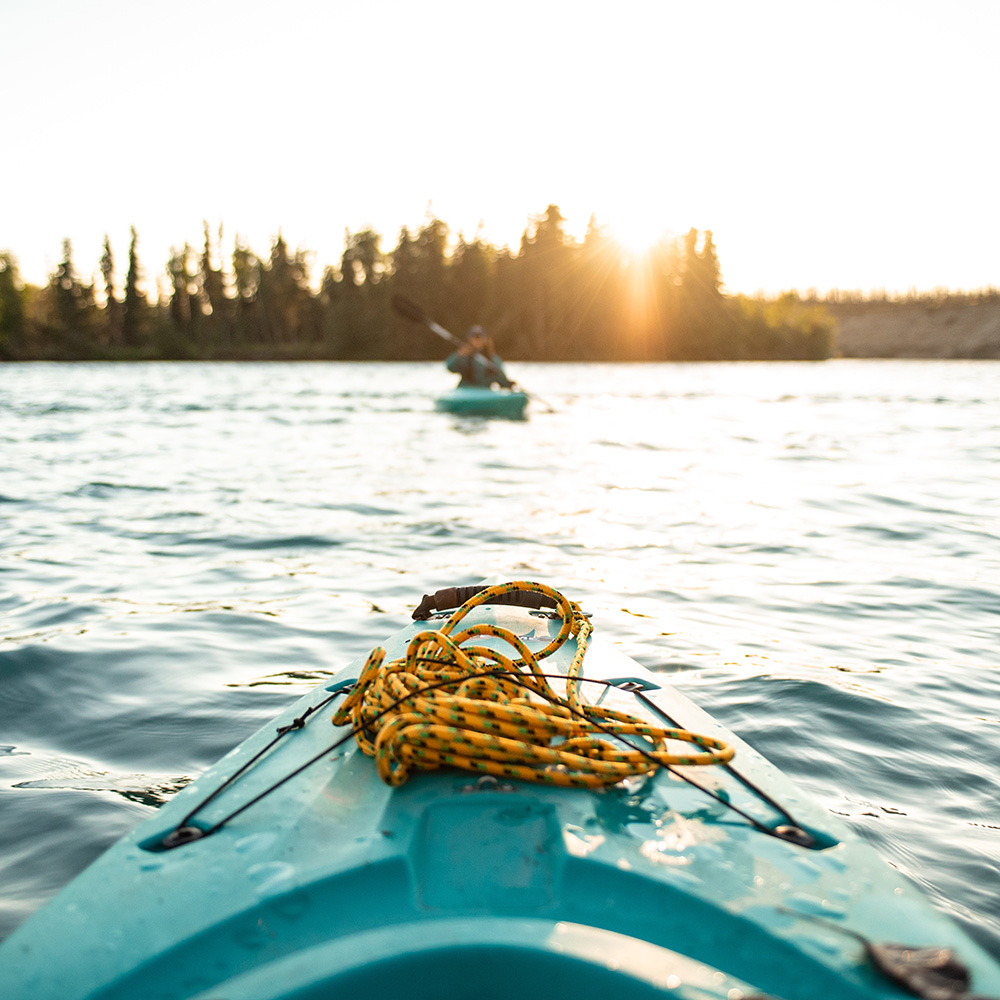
[
  {"left": 5, "top": 212, "right": 840, "bottom": 362},
  {"left": 24, "top": 240, "right": 103, "bottom": 358},
  {"left": 0, "top": 251, "right": 27, "bottom": 359},
  {"left": 167, "top": 243, "right": 199, "bottom": 341},
  {"left": 100, "top": 236, "right": 123, "bottom": 347},
  {"left": 52, "top": 240, "right": 98, "bottom": 332},
  {"left": 729, "top": 293, "right": 836, "bottom": 360},
  {"left": 123, "top": 227, "right": 148, "bottom": 349}
]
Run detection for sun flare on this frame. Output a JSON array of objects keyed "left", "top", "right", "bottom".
[{"left": 607, "top": 216, "right": 671, "bottom": 260}]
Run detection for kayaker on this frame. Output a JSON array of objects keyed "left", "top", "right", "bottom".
[{"left": 446, "top": 325, "right": 514, "bottom": 389}]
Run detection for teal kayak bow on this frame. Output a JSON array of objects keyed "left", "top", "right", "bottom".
[{"left": 1, "top": 582, "right": 997, "bottom": 1000}]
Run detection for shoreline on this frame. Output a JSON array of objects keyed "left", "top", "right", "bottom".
[{"left": 828, "top": 298, "right": 1000, "bottom": 359}]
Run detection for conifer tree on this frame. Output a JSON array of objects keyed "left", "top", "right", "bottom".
[
  {"left": 450, "top": 230, "right": 493, "bottom": 333},
  {"left": 386, "top": 227, "right": 434, "bottom": 359},
  {"left": 574, "top": 216, "right": 621, "bottom": 358},
  {"left": 167, "top": 244, "right": 198, "bottom": 337},
  {"left": 334, "top": 228, "right": 387, "bottom": 356},
  {"left": 200, "top": 223, "right": 231, "bottom": 347},
  {"left": 258, "top": 233, "right": 316, "bottom": 345},
  {"left": 232, "top": 238, "right": 261, "bottom": 344},
  {"left": 647, "top": 234, "right": 685, "bottom": 359},
  {"left": 100, "top": 236, "right": 123, "bottom": 346},
  {"left": 388, "top": 227, "right": 419, "bottom": 290},
  {"left": 697, "top": 230, "right": 722, "bottom": 297},
  {"left": 414, "top": 217, "right": 450, "bottom": 325},
  {"left": 122, "top": 227, "right": 147, "bottom": 347},
  {"left": 261, "top": 233, "right": 291, "bottom": 343},
  {"left": 0, "top": 251, "right": 27, "bottom": 358},
  {"left": 516, "top": 204, "right": 574, "bottom": 357},
  {"left": 341, "top": 229, "right": 383, "bottom": 288},
  {"left": 50, "top": 239, "right": 97, "bottom": 341}
]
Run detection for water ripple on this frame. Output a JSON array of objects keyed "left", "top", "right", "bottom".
[{"left": 1, "top": 359, "right": 998, "bottom": 954}]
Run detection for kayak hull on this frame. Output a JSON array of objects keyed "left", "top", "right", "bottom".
[
  {"left": 434, "top": 386, "right": 529, "bottom": 418},
  {"left": 2, "top": 601, "right": 998, "bottom": 1000}
]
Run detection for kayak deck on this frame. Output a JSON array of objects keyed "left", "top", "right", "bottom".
[{"left": 2, "top": 595, "right": 998, "bottom": 1000}]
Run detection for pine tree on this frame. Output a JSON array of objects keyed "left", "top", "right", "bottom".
[
  {"left": 674, "top": 229, "right": 736, "bottom": 358},
  {"left": 258, "top": 233, "right": 316, "bottom": 345},
  {"left": 574, "top": 216, "right": 622, "bottom": 358},
  {"left": 647, "top": 234, "right": 685, "bottom": 360},
  {"left": 232, "top": 237, "right": 262, "bottom": 344},
  {"left": 385, "top": 227, "right": 429, "bottom": 360},
  {"left": 100, "top": 236, "right": 123, "bottom": 346},
  {"left": 0, "top": 251, "right": 27, "bottom": 358},
  {"left": 515, "top": 205, "right": 575, "bottom": 357},
  {"left": 200, "top": 222, "right": 230, "bottom": 347},
  {"left": 414, "top": 217, "right": 450, "bottom": 325},
  {"left": 122, "top": 228, "right": 147, "bottom": 348},
  {"left": 48, "top": 239, "right": 98, "bottom": 352},
  {"left": 167, "top": 244, "right": 196, "bottom": 337},
  {"left": 695, "top": 230, "right": 722, "bottom": 298},
  {"left": 334, "top": 229, "right": 387, "bottom": 357},
  {"left": 387, "top": 227, "right": 421, "bottom": 300},
  {"left": 450, "top": 230, "right": 493, "bottom": 333}
]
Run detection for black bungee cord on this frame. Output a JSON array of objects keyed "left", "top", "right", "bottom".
[{"left": 155, "top": 668, "right": 817, "bottom": 851}]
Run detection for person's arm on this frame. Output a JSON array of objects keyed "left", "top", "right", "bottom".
[
  {"left": 446, "top": 351, "right": 469, "bottom": 375},
  {"left": 491, "top": 355, "right": 514, "bottom": 389}
]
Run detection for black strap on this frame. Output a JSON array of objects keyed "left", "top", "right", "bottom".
[{"left": 412, "top": 584, "right": 558, "bottom": 620}]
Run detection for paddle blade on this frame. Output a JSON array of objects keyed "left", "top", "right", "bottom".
[{"left": 391, "top": 295, "right": 427, "bottom": 324}]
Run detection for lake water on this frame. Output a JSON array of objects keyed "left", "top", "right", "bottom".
[{"left": 1, "top": 359, "right": 998, "bottom": 956}]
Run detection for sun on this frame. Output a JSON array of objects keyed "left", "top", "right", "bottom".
[
  {"left": 598, "top": 213, "right": 670, "bottom": 343},
  {"left": 606, "top": 215, "right": 671, "bottom": 261}
]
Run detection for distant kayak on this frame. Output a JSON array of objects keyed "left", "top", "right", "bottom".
[
  {"left": 2, "top": 581, "right": 998, "bottom": 1000},
  {"left": 435, "top": 385, "right": 529, "bottom": 418}
]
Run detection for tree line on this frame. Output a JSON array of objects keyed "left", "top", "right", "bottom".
[{"left": 0, "top": 205, "right": 835, "bottom": 362}]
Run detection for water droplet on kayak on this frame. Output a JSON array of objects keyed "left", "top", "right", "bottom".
[
  {"left": 234, "top": 831, "right": 277, "bottom": 855},
  {"left": 247, "top": 861, "right": 295, "bottom": 894}
]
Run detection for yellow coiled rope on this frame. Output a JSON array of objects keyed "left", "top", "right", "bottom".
[{"left": 332, "top": 581, "right": 733, "bottom": 788}]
